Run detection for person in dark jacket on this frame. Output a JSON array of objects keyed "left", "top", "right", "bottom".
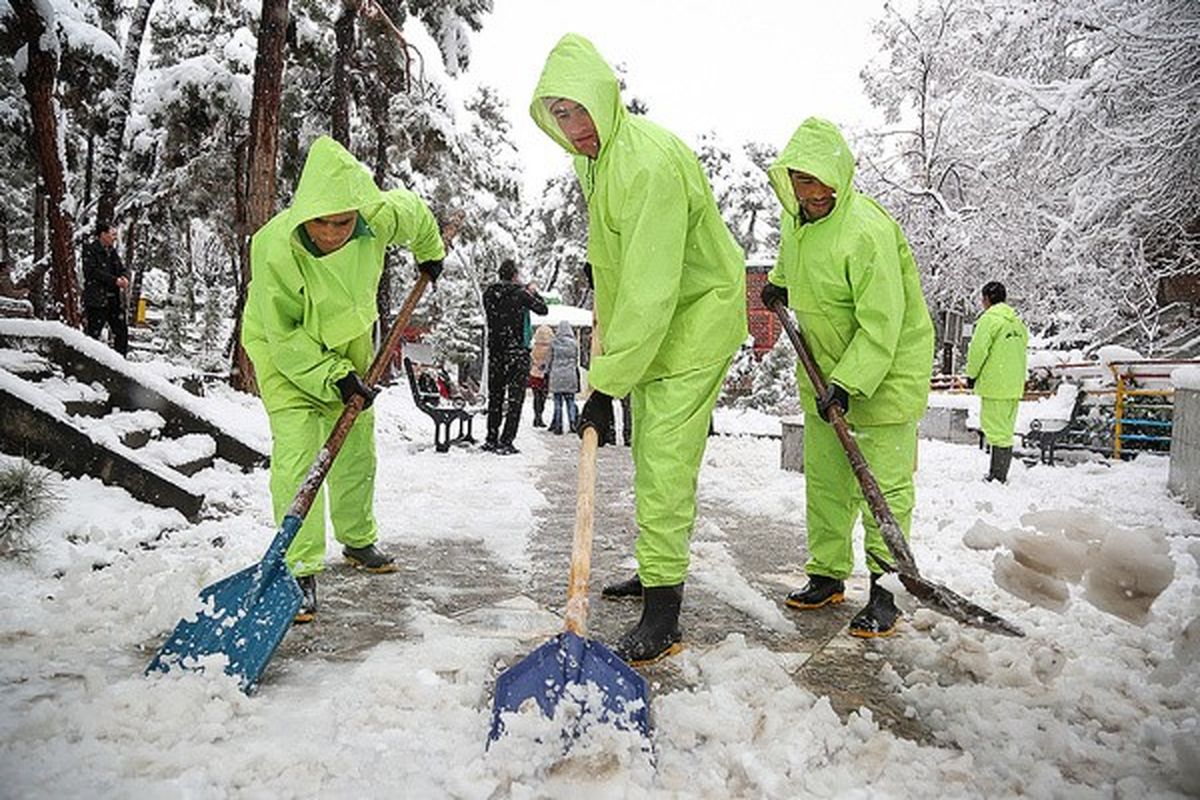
[
  {"left": 482, "top": 259, "right": 548, "bottom": 454},
  {"left": 82, "top": 222, "right": 130, "bottom": 355}
]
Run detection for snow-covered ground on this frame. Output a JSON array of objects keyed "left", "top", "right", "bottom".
[{"left": 0, "top": 380, "right": 1198, "bottom": 798}]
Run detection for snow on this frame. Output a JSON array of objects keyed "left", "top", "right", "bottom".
[
  {"left": 1172, "top": 366, "right": 1200, "bottom": 391},
  {"left": 1096, "top": 344, "right": 1145, "bottom": 366},
  {"left": 713, "top": 405, "right": 784, "bottom": 437},
  {"left": 530, "top": 303, "right": 592, "bottom": 329},
  {"left": 0, "top": 319, "right": 269, "bottom": 454},
  {"left": 1, "top": 380, "right": 1198, "bottom": 797}
]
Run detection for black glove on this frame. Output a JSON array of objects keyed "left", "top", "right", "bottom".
[
  {"left": 417, "top": 259, "right": 444, "bottom": 283},
  {"left": 816, "top": 383, "right": 849, "bottom": 423},
  {"left": 760, "top": 281, "right": 789, "bottom": 309},
  {"left": 582, "top": 262, "right": 594, "bottom": 290},
  {"left": 965, "top": 376, "right": 976, "bottom": 389},
  {"left": 335, "top": 372, "right": 379, "bottom": 409},
  {"left": 577, "top": 390, "right": 614, "bottom": 446}
]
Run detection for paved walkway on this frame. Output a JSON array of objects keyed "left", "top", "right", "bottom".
[{"left": 276, "top": 429, "right": 929, "bottom": 744}]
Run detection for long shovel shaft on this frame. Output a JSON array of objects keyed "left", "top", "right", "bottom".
[
  {"left": 771, "top": 303, "right": 918, "bottom": 574},
  {"left": 285, "top": 273, "right": 430, "bottom": 523},
  {"left": 564, "top": 427, "right": 599, "bottom": 635},
  {"left": 564, "top": 316, "right": 605, "bottom": 635}
]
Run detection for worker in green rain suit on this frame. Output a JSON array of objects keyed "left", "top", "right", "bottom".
[
  {"left": 530, "top": 33, "right": 748, "bottom": 664},
  {"left": 242, "top": 135, "right": 446, "bottom": 623},
  {"left": 761, "top": 117, "right": 934, "bottom": 637},
  {"left": 965, "top": 280, "right": 1029, "bottom": 483}
]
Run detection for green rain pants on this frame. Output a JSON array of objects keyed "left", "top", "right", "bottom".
[
  {"left": 980, "top": 397, "right": 1019, "bottom": 448},
  {"left": 630, "top": 357, "right": 731, "bottom": 587},
  {"left": 803, "top": 418, "right": 918, "bottom": 579},
  {"left": 267, "top": 405, "right": 379, "bottom": 577}
]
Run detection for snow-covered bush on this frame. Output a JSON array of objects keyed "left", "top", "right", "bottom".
[
  {"left": 0, "top": 460, "right": 58, "bottom": 556},
  {"left": 722, "top": 338, "right": 800, "bottom": 415}
]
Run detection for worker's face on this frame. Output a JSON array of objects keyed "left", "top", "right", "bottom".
[
  {"left": 789, "top": 170, "right": 836, "bottom": 221},
  {"left": 548, "top": 99, "right": 600, "bottom": 158},
  {"left": 303, "top": 211, "right": 357, "bottom": 255},
  {"left": 99, "top": 228, "right": 117, "bottom": 248}
]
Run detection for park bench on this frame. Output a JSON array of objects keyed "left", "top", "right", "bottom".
[{"left": 402, "top": 356, "right": 480, "bottom": 453}]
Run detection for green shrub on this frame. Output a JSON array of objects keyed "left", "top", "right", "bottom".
[{"left": 0, "top": 461, "right": 59, "bottom": 555}]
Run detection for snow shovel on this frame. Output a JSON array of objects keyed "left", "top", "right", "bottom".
[
  {"left": 488, "top": 326, "right": 650, "bottom": 746},
  {"left": 769, "top": 301, "right": 1024, "bottom": 638},
  {"left": 147, "top": 272, "right": 437, "bottom": 691}
]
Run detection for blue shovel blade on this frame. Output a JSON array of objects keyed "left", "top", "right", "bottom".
[
  {"left": 145, "top": 554, "right": 302, "bottom": 693},
  {"left": 488, "top": 631, "right": 650, "bottom": 745}
]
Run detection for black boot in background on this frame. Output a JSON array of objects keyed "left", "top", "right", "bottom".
[
  {"left": 987, "top": 446, "right": 1013, "bottom": 483},
  {"left": 848, "top": 573, "right": 901, "bottom": 638},
  {"left": 601, "top": 572, "right": 643, "bottom": 601},
  {"left": 294, "top": 575, "right": 317, "bottom": 623},
  {"left": 614, "top": 584, "right": 683, "bottom": 665}
]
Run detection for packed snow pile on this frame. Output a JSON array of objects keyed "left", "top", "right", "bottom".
[
  {"left": 1172, "top": 365, "right": 1200, "bottom": 391},
  {"left": 965, "top": 509, "right": 1176, "bottom": 623}
]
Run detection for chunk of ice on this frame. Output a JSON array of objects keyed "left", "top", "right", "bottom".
[
  {"left": 1082, "top": 527, "right": 1175, "bottom": 625},
  {"left": 993, "top": 552, "right": 1071, "bottom": 613}
]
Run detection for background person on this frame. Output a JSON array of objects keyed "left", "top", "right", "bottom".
[
  {"left": 482, "top": 259, "right": 548, "bottom": 455},
  {"left": 82, "top": 222, "right": 130, "bottom": 355},
  {"left": 965, "top": 280, "right": 1029, "bottom": 483}
]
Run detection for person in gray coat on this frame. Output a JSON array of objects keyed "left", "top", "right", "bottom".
[{"left": 545, "top": 320, "right": 581, "bottom": 434}]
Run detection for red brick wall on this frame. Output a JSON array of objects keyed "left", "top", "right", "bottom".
[{"left": 745, "top": 267, "right": 779, "bottom": 355}]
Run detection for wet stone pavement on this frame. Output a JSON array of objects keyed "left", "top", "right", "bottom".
[{"left": 271, "top": 431, "right": 932, "bottom": 745}]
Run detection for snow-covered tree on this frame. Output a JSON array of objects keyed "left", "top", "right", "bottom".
[{"left": 859, "top": 0, "right": 1200, "bottom": 351}]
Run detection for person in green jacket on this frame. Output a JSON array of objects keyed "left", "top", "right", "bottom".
[
  {"left": 531, "top": 33, "right": 748, "bottom": 664},
  {"left": 760, "top": 117, "right": 934, "bottom": 637},
  {"left": 965, "top": 281, "right": 1029, "bottom": 483},
  {"left": 242, "top": 135, "right": 446, "bottom": 622}
]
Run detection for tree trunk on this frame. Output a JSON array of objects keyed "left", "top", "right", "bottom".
[
  {"left": 83, "top": 133, "right": 94, "bottom": 212},
  {"left": 124, "top": 208, "right": 141, "bottom": 325},
  {"left": 332, "top": 3, "right": 356, "bottom": 147},
  {"left": 231, "top": 0, "right": 289, "bottom": 393},
  {"left": 94, "top": 0, "right": 155, "bottom": 228},
  {"left": 373, "top": 120, "right": 392, "bottom": 334},
  {"left": 29, "top": 183, "right": 46, "bottom": 316},
  {"left": 13, "top": 0, "right": 82, "bottom": 327}
]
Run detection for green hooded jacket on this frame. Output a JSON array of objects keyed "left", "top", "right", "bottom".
[
  {"left": 766, "top": 118, "right": 934, "bottom": 425},
  {"left": 530, "top": 33, "right": 747, "bottom": 397},
  {"left": 966, "top": 302, "right": 1028, "bottom": 399},
  {"left": 242, "top": 136, "right": 445, "bottom": 410}
]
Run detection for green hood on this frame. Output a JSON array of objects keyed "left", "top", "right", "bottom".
[
  {"left": 287, "top": 135, "right": 383, "bottom": 228},
  {"left": 767, "top": 117, "right": 856, "bottom": 220},
  {"left": 529, "top": 33, "right": 625, "bottom": 160}
]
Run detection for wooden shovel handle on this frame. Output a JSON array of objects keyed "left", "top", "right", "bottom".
[
  {"left": 563, "top": 316, "right": 605, "bottom": 635},
  {"left": 564, "top": 427, "right": 598, "bottom": 635}
]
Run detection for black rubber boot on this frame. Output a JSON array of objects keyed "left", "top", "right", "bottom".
[
  {"left": 614, "top": 584, "right": 684, "bottom": 666},
  {"left": 785, "top": 574, "right": 845, "bottom": 610},
  {"left": 987, "top": 446, "right": 1013, "bottom": 483},
  {"left": 601, "top": 572, "right": 643, "bottom": 601},
  {"left": 849, "top": 573, "right": 902, "bottom": 638},
  {"left": 294, "top": 575, "right": 317, "bottom": 623},
  {"left": 343, "top": 543, "right": 397, "bottom": 573}
]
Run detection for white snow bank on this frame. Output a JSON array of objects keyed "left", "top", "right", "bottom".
[
  {"left": 1171, "top": 366, "right": 1200, "bottom": 391},
  {"left": 0, "top": 320, "right": 269, "bottom": 454},
  {"left": 713, "top": 405, "right": 783, "bottom": 437}
]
